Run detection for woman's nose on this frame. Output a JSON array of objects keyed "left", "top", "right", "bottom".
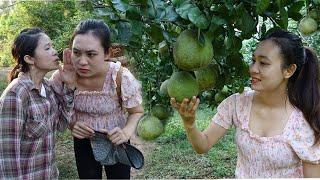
[
  {"left": 78, "top": 55, "right": 88, "bottom": 65},
  {"left": 249, "top": 62, "right": 259, "bottom": 74}
]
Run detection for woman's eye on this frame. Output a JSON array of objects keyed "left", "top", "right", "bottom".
[{"left": 88, "top": 53, "right": 96, "bottom": 57}]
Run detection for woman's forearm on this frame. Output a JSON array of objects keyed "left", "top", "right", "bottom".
[
  {"left": 123, "top": 112, "right": 144, "bottom": 138},
  {"left": 184, "top": 124, "right": 210, "bottom": 154}
]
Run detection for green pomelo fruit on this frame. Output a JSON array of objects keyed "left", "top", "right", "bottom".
[
  {"left": 151, "top": 104, "right": 170, "bottom": 120},
  {"left": 173, "top": 30, "right": 214, "bottom": 71},
  {"left": 308, "top": 9, "right": 320, "bottom": 21},
  {"left": 298, "top": 17, "right": 318, "bottom": 35},
  {"left": 160, "top": 79, "right": 170, "bottom": 96},
  {"left": 167, "top": 71, "right": 199, "bottom": 103},
  {"left": 137, "top": 115, "right": 164, "bottom": 141},
  {"left": 215, "top": 92, "right": 226, "bottom": 103},
  {"left": 194, "top": 64, "right": 218, "bottom": 91}
]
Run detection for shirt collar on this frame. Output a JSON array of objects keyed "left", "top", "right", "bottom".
[{"left": 18, "top": 72, "right": 49, "bottom": 95}]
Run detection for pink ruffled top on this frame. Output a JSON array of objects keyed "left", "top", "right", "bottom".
[
  {"left": 212, "top": 90, "right": 320, "bottom": 178},
  {"left": 72, "top": 62, "right": 142, "bottom": 131}
]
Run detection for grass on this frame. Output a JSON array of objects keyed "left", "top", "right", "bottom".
[{"left": 0, "top": 77, "right": 8, "bottom": 94}]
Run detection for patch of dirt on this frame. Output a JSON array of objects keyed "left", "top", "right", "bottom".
[{"left": 130, "top": 134, "right": 156, "bottom": 178}]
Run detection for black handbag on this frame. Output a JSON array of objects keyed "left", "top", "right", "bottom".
[{"left": 91, "top": 131, "right": 144, "bottom": 169}]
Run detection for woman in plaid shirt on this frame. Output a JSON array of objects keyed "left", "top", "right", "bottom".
[{"left": 0, "top": 28, "right": 76, "bottom": 179}]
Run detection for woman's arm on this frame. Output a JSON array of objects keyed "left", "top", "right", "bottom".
[
  {"left": 108, "top": 105, "right": 144, "bottom": 145},
  {"left": 171, "top": 96, "right": 228, "bottom": 154},
  {"left": 0, "top": 92, "right": 23, "bottom": 179},
  {"left": 49, "top": 49, "right": 76, "bottom": 131},
  {"left": 185, "top": 122, "right": 228, "bottom": 154},
  {"left": 303, "top": 162, "right": 320, "bottom": 177}
]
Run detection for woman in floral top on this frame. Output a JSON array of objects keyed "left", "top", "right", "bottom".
[
  {"left": 0, "top": 28, "right": 76, "bottom": 179},
  {"left": 171, "top": 29, "right": 320, "bottom": 178},
  {"left": 54, "top": 19, "right": 144, "bottom": 179}
]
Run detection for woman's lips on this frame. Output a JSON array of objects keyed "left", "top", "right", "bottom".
[
  {"left": 251, "top": 77, "right": 260, "bottom": 84},
  {"left": 79, "top": 68, "right": 89, "bottom": 73}
]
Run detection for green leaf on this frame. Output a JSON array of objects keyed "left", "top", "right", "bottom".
[
  {"left": 187, "top": 7, "right": 208, "bottom": 29},
  {"left": 175, "top": 3, "right": 194, "bottom": 19},
  {"left": 126, "top": 6, "right": 141, "bottom": 20},
  {"left": 147, "top": 0, "right": 166, "bottom": 19},
  {"left": 111, "top": 0, "right": 130, "bottom": 12},
  {"left": 256, "top": 0, "right": 270, "bottom": 15},
  {"left": 174, "top": 2, "right": 208, "bottom": 29},
  {"left": 160, "top": 5, "right": 179, "bottom": 22},
  {"left": 132, "top": 0, "right": 148, "bottom": 6},
  {"left": 288, "top": 1, "right": 304, "bottom": 21},
  {"left": 172, "top": 0, "right": 191, "bottom": 7},
  {"left": 279, "top": 7, "right": 288, "bottom": 29},
  {"left": 235, "top": 9, "right": 257, "bottom": 38},
  {"left": 146, "top": 24, "right": 164, "bottom": 44},
  {"left": 211, "top": 15, "right": 227, "bottom": 26},
  {"left": 116, "top": 21, "right": 132, "bottom": 44},
  {"left": 130, "top": 20, "right": 143, "bottom": 36},
  {"left": 276, "top": 0, "right": 282, "bottom": 8}
]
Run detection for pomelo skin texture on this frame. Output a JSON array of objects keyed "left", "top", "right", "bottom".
[
  {"left": 173, "top": 30, "right": 214, "bottom": 71},
  {"left": 137, "top": 115, "right": 164, "bottom": 141},
  {"left": 299, "top": 17, "right": 318, "bottom": 35},
  {"left": 160, "top": 79, "right": 170, "bottom": 96},
  {"left": 195, "top": 64, "right": 218, "bottom": 91},
  {"left": 167, "top": 71, "right": 199, "bottom": 103},
  {"left": 151, "top": 104, "right": 170, "bottom": 120}
]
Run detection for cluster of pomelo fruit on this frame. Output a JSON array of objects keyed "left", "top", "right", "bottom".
[
  {"left": 162, "top": 30, "right": 219, "bottom": 103},
  {"left": 298, "top": 2, "right": 319, "bottom": 36},
  {"left": 137, "top": 29, "right": 221, "bottom": 141}
]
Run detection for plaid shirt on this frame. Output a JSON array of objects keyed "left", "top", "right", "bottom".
[{"left": 0, "top": 72, "right": 74, "bottom": 179}]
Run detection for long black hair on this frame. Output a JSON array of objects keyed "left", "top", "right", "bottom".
[
  {"left": 263, "top": 29, "right": 320, "bottom": 143},
  {"left": 70, "top": 19, "right": 111, "bottom": 54},
  {"left": 9, "top": 28, "right": 44, "bottom": 82}
]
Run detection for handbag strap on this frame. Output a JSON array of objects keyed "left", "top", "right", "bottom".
[{"left": 116, "top": 66, "right": 123, "bottom": 109}]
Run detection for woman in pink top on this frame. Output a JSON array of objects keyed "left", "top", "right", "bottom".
[
  {"left": 171, "top": 29, "right": 320, "bottom": 178},
  {"left": 62, "top": 19, "right": 144, "bottom": 179}
]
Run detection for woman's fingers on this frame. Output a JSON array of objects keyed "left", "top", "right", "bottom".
[
  {"left": 108, "top": 127, "right": 128, "bottom": 145},
  {"left": 63, "top": 48, "right": 72, "bottom": 65},
  {"left": 72, "top": 122, "right": 94, "bottom": 138},
  {"left": 72, "top": 131, "right": 87, "bottom": 139},
  {"left": 180, "top": 98, "right": 189, "bottom": 113},
  {"left": 170, "top": 98, "right": 180, "bottom": 109},
  {"left": 188, "top": 96, "right": 199, "bottom": 112},
  {"left": 171, "top": 97, "right": 198, "bottom": 116},
  {"left": 190, "top": 97, "right": 200, "bottom": 113}
]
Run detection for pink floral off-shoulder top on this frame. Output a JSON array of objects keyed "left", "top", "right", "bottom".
[
  {"left": 72, "top": 62, "right": 142, "bottom": 131},
  {"left": 212, "top": 89, "right": 320, "bottom": 178}
]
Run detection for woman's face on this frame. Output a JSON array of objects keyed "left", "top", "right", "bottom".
[
  {"left": 71, "top": 33, "right": 108, "bottom": 78},
  {"left": 33, "top": 33, "right": 59, "bottom": 72},
  {"left": 249, "top": 40, "right": 290, "bottom": 92}
]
